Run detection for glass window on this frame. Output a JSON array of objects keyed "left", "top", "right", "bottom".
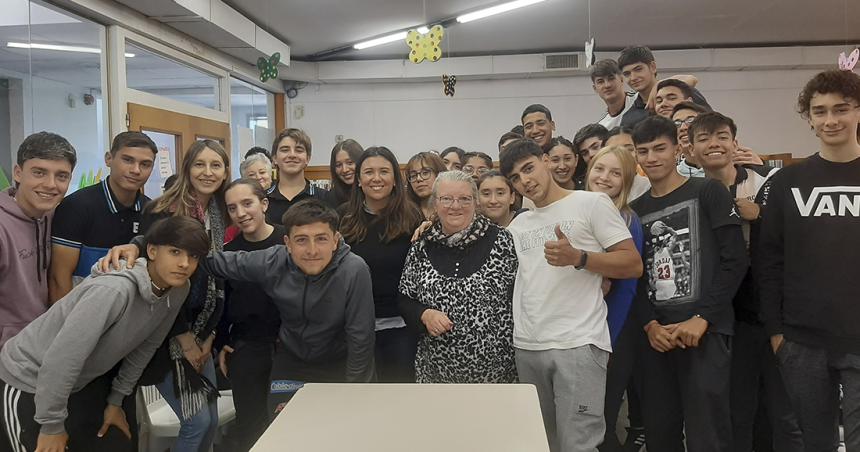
[
  {"left": 0, "top": 0, "right": 108, "bottom": 194},
  {"left": 125, "top": 42, "right": 221, "bottom": 110},
  {"left": 230, "top": 77, "right": 274, "bottom": 179}
]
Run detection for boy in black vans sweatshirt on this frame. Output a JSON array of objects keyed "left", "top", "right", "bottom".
[{"left": 759, "top": 69, "right": 860, "bottom": 451}]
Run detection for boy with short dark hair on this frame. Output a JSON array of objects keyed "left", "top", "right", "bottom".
[
  {"left": 630, "top": 115, "right": 748, "bottom": 452},
  {"left": 655, "top": 79, "right": 695, "bottom": 118},
  {"left": 689, "top": 112, "right": 803, "bottom": 451},
  {"left": 521, "top": 104, "right": 556, "bottom": 151},
  {"left": 266, "top": 128, "right": 332, "bottom": 225},
  {"left": 0, "top": 215, "right": 207, "bottom": 452},
  {"left": 0, "top": 132, "right": 76, "bottom": 349},
  {"left": 50, "top": 131, "right": 157, "bottom": 302},
  {"left": 591, "top": 59, "right": 638, "bottom": 130},
  {"left": 672, "top": 101, "right": 712, "bottom": 178},
  {"left": 573, "top": 123, "right": 610, "bottom": 164},
  {"left": 759, "top": 69, "right": 860, "bottom": 451},
  {"left": 617, "top": 46, "right": 709, "bottom": 127},
  {"left": 501, "top": 139, "right": 642, "bottom": 452}
]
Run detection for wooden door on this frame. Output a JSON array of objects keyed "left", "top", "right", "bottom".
[{"left": 127, "top": 103, "right": 230, "bottom": 197}]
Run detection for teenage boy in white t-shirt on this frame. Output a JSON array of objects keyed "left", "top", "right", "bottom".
[{"left": 500, "top": 139, "right": 643, "bottom": 452}]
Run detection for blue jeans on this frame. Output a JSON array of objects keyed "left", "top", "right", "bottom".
[{"left": 156, "top": 358, "right": 219, "bottom": 452}]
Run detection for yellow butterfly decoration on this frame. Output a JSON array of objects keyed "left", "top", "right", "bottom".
[{"left": 406, "top": 25, "right": 444, "bottom": 64}]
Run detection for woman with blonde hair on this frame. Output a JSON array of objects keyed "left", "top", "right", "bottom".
[{"left": 586, "top": 145, "right": 646, "bottom": 452}]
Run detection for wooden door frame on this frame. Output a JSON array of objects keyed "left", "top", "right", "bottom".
[{"left": 127, "top": 102, "right": 231, "bottom": 168}]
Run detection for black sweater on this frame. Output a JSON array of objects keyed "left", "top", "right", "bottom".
[
  {"left": 345, "top": 212, "right": 413, "bottom": 319},
  {"left": 759, "top": 154, "right": 860, "bottom": 354},
  {"left": 397, "top": 226, "right": 500, "bottom": 332},
  {"left": 219, "top": 224, "right": 285, "bottom": 346}
]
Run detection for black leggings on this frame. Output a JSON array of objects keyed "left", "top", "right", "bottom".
[{"left": 602, "top": 318, "right": 644, "bottom": 451}]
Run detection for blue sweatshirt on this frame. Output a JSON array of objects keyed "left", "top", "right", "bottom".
[{"left": 605, "top": 212, "right": 644, "bottom": 345}]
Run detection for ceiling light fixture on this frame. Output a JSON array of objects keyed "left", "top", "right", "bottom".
[
  {"left": 353, "top": 32, "right": 408, "bottom": 50},
  {"left": 7, "top": 42, "right": 135, "bottom": 57},
  {"left": 353, "top": 24, "right": 432, "bottom": 50},
  {"left": 456, "top": 0, "right": 547, "bottom": 23}
]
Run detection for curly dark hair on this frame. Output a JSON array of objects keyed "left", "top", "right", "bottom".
[{"left": 797, "top": 69, "right": 860, "bottom": 119}]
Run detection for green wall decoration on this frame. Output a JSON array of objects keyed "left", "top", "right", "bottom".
[{"left": 257, "top": 53, "right": 280, "bottom": 82}]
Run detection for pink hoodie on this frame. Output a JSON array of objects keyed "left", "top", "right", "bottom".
[{"left": 0, "top": 188, "right": 52, "bottom": 348}]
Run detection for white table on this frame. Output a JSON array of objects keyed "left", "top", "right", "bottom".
[{"left": 251, "top": 383, "right": 550, "bottom": 452}]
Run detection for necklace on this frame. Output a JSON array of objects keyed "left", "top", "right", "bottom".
[{"left": 151, "top": 280, "right": 168, "bottom": 296}]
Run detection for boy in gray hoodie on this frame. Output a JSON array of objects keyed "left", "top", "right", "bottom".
[
  {"left": 103, "top": 199, "right": 377, "bottom": 384},
  {"left": 0, "top": 216, "right": 209, "bottom": 452},
  {"left": 0, "top": 132, "right": 76, "bottom": 348}
]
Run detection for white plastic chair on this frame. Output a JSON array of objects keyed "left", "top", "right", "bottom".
[{"left": 137, "top": 385, "right": 236, "bottom": 452}]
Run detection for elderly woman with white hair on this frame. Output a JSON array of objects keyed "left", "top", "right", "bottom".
[
  {"left": 397, "top": 170, "right": 518, "bottom": 383},
  {"left": 240, "top": 153, "right": 273, "bottom": 191}
]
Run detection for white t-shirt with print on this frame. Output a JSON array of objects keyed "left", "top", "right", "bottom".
[{"left": 508, "top": 191, "right": 632, "bottom": 353}]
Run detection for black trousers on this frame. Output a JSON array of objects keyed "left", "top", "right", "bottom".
[
  {"left": 730, "top": 321, "right": 803, "bottom": 452},
  {"left": 374, "top": 327, "right": 417, "bottom": 383},
  {"left": 222, "top": 340, "right": 275, "bottom": 452},
  {"left": 601, "top": 317, "right": 645, "bottom": 451},
  {"left": 639, "top": 331, "right": 733, "bottom": 452},
  {"left": 1, "top": 374, "right": 136, "bottom": 452}
]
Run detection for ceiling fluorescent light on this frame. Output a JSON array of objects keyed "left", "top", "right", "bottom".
[
  {"left": 456, "top": 0, "right": 547, "bottom": 23},
  {"left": 353, "top": 32, "right": 408, "bottom": 50},
  {"left": 354, "top": 24, "right": 431, "bottom": 50},
  {"left": 7, "top": 42, "right": 135, "bottom": 57}
]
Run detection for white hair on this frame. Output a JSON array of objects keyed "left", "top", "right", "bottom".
[
  {"left": 430, "top": 170, "right": 478, "bottom": 208},
  {"left": 239, "top": 153, "right": 272, "bottom": 176}
]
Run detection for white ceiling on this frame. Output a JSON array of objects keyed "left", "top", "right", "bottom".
[
  {"left": 223, "top": 0, "right": 860, "bottom": 61},
  {"left": 0, "top": 2, "right": 268, "bottom": 108}
]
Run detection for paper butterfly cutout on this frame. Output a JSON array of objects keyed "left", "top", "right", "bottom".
[
  {"left": 407, "top": 25, "right": 444, "bottom": 64},
  {"left": 838, "top": 48, "right": 859, "bottom": 71},
  {"left": 442, "top": 74, "right": 456, "bottom": 97},
  {"left": 257, "top": 52, "right": 280, "bottom": 82},
  {"left": 584, "top": 37, "right": 595, "bottom": 68}
]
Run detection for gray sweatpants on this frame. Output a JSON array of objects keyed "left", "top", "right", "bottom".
[
  {"left": 515, "top": 345, "right": 609, "bottom": 452},
  {"left": 777, "top": 339, "right": 860, "bottom": 452}
]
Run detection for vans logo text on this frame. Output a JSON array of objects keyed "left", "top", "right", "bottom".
[{"left": 791, "top": 187, "right": 860, "bottom": 217}]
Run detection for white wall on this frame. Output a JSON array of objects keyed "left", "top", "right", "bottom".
[
  {"left": 289, "top": 69, "right": 821, "bottom": 166},
  {"left": 30, "top": 76, "right": 105, "bottom": 193},
  {"left": 0, "top": 69, "right": 106, "bottom": 193}
]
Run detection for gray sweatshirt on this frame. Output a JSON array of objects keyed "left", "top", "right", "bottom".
[
  {"left": 0, "top": 258, "right": 188, "bottom": 435},
  {"left": 202, "top": 239, "right": 376, "bottom": 382}
]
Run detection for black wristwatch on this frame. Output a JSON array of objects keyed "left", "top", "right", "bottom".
[{"left": 575, "top": 250, "right": 589, "bottom": 270}]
